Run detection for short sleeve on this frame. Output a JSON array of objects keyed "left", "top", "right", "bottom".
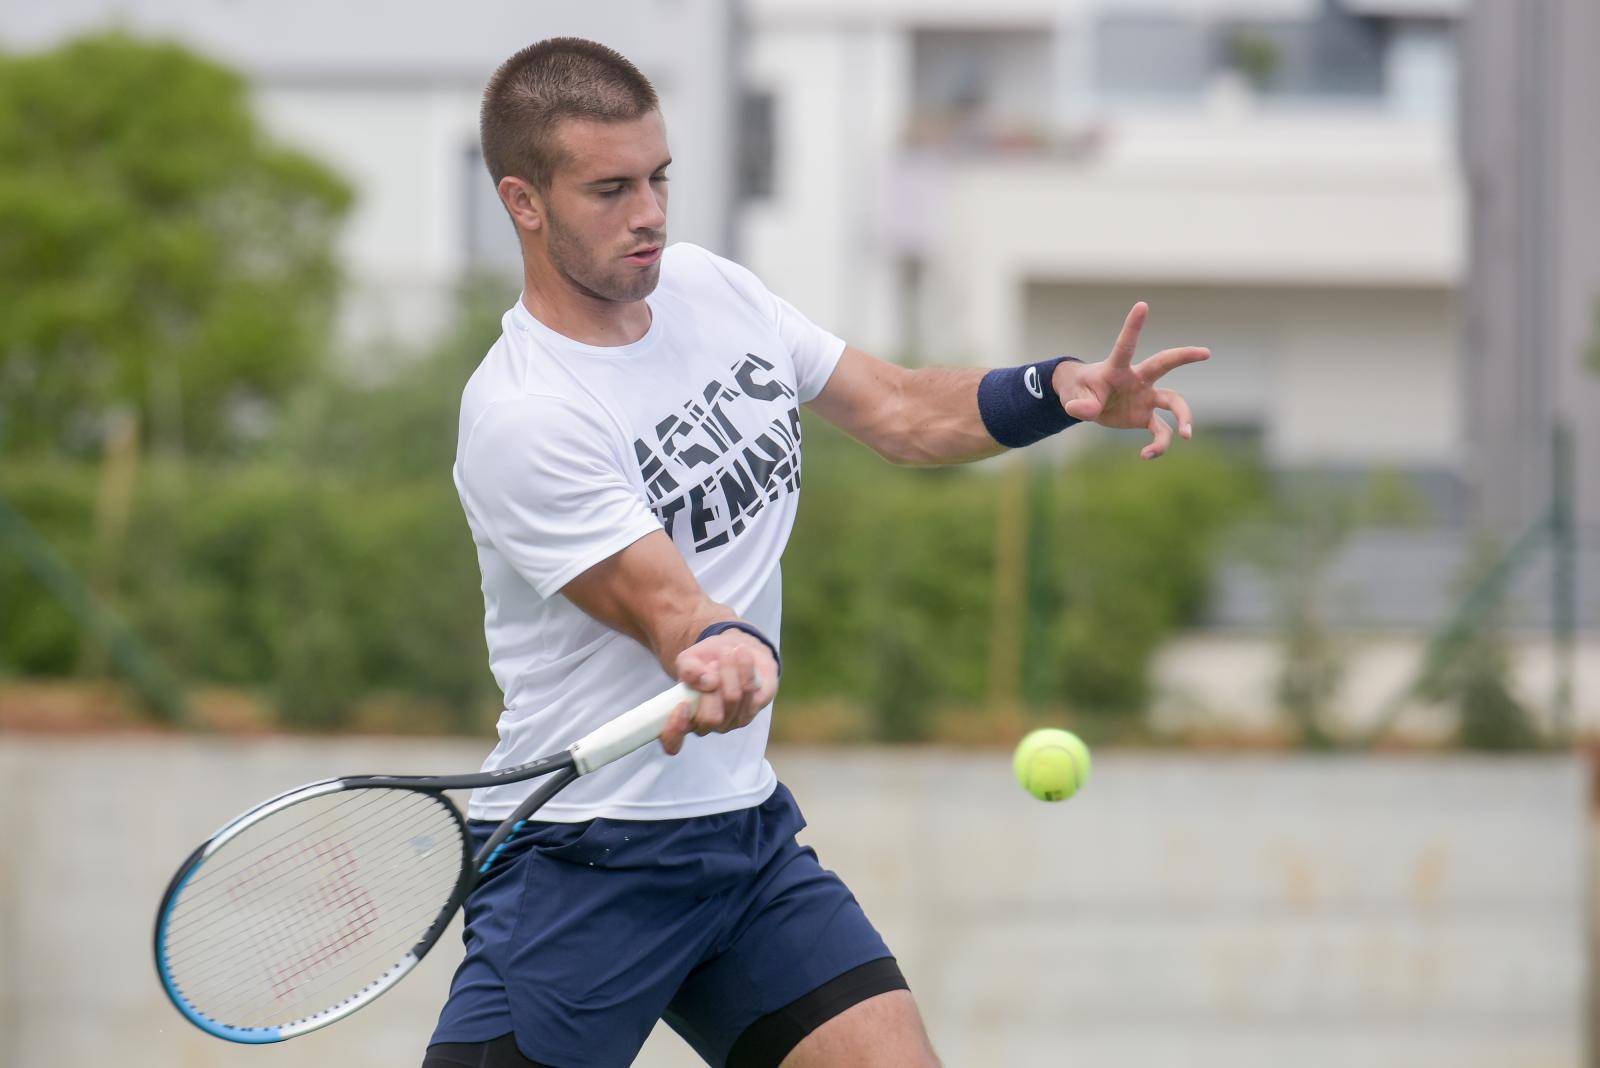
[
  {"left": 691, "top": 245, "right": 847, "bottom": 403},
  {"left": 770, "top": 292, "right": 847, "bottom": 403},
  {"left": 455, "top": 396, "right": 662, "bottom": 598}
]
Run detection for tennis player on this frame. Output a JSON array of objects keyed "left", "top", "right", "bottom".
[{"left": 424, "top": 37, "right": 1207, "bottom": 1068}]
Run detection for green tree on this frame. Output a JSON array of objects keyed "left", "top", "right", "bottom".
[{"left": 0, "top": 32, "right": 353, "bottom": 456}]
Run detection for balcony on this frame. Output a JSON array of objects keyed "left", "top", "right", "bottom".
[{"left": 887, "top": 89, "right": 1464, "bottom": 290}]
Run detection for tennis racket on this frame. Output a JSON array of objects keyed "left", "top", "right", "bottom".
[{"left": 153, "top": 681, "right": 699, "bottom": 1043}]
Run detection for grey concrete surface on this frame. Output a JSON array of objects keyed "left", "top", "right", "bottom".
[{"left": 0, "top": 738, "right": 1588, "bottom": 1067}]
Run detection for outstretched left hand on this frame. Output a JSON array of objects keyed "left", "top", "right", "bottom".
[{"left": 1053, "top": 302, "right": 1210, "bottom": 460}]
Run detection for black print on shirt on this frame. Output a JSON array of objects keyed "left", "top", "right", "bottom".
[{"left": 632, "top": 352, "right": 802, "bottom": 553}]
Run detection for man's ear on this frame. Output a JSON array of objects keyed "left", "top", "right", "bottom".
[{"left": 498, "top": 176, "right": 544, "bottom": 233}]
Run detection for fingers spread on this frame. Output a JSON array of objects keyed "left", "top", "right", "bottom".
[
  {"left": 1141, "top": 410, "right": 1173, "bottom": 460},
  {"left": 1107, "top": 302, "right": 1148, "bottom": 369},
  {"left": 1136, "top": 346, "right": 1209, "bottom": 382},
  {"left": 1155, "top": 388, "right": 1194, "bottom": 439}
]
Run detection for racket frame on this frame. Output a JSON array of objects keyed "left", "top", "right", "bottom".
[{"left": 153, "top": 682, "right": 695, "bottom": 1043}]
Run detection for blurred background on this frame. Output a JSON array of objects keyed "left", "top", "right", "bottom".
[{"left": 1, "top": 0, "right": 1596, "bottom": 1065}]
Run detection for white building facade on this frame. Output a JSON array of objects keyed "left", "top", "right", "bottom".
[{"left": 741, "top": 0, "right": 1466, "bottom": 478}]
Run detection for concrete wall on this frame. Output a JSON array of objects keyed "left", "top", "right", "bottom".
[
  {"left": 0, "top": 738, "right": 1587, "bottom": 1067},
  {"left": 1152, "top": 633, "right": 1600, "bottom": 741}
]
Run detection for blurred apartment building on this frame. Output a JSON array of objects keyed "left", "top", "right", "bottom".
[
  {"left": 743, "top": 0, "right": 1464, "bottom": 492},
  {"left": 742, "top": 0, "right": 1600, "bottom": 637}
]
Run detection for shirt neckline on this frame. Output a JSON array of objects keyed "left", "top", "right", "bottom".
[{"left": 510, "top": 293, "right": 663, "bottom": 358}]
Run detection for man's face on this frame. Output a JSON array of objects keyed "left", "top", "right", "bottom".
[{"left": 538, "top": 110, "right": 670, "bottom": 304}]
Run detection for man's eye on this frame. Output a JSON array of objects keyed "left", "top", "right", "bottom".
[
  {"left": 651, "top": 175, "right": 669, "bottom": 184},
  {"left": 599, "top": 187, "right": 623, "bottom": 197}
]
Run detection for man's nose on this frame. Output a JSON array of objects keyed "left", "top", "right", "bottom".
[{"left": 631, "top": 184, "right": 666, "bottom": 232}]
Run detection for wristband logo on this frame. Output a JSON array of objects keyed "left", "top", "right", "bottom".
[{"left": 1024, "top": 366, "right": 1044, "bottom": 400}]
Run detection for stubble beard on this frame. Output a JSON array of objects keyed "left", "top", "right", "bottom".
[{"left": 545, "top": 209, "right": 662, "bottom": 304}]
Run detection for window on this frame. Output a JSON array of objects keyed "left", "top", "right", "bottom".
[
  {"left": 909, "top": 28, "right": 1053, "bottom": 150},
  {"left": 1096, "top": 16, "right": 1213, "bottom": 100},
  {"left": 738, "top": 89, "right": 776, "bottom": 201}
]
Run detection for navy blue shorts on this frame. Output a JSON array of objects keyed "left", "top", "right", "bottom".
[{"left": 428, "top": 782, "right": 895, "bottom": 1067}]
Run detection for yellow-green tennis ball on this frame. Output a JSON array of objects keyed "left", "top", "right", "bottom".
[{"left": 1013, "top": 728, "right": 1091, "bottom": 802}]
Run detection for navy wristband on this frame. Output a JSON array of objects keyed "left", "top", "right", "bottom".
[
  {"left": 696, "top": 620, "right": 782, "bottom": 677},
  {"left": 976, "top": 356, "right": 1084, "bottom": 448}
]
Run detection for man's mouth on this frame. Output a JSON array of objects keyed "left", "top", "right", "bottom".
[{"left": 625, "top": 245, "right": 662, "bottom": 265}]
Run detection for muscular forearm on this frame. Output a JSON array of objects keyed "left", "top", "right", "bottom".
[
  {"left": 882, "top": 359, "right": 1086, "bottom": 467},
  {"left": 574, "top": 575, "right": 737, "bottom": 679},
  {"left": 558, "top": 533, "right": 746, "bottom": 674},
  {"left": 884, "top": 366, "right": 1007, "bottom": 467},
  {"left": 812, "top": 347, "right": 1088, "bottom": 468}
]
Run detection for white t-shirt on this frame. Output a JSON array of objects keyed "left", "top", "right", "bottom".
[{"left": 454, "top": 242, "right": 846, "bottom": 822}]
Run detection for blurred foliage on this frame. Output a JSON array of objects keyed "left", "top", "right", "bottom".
[
  {"left": 0, "top": 32, "right": 352, "bottom": 457},
  {"left": 1040, "top": 444, "right": 1265, "bottom": 723},
  {"left": 271, "top": 278, "right": 514, "bottom": 482},
  {"left": 1414, "top": 538, "right": 1543, "bottom": 751},
  {"left": 782, "top": 425, "right": 1264, "bottom": 741},
  {"left": 0, "top": 281, "right": 517, "bottom": 731},
  {"left": 2, "top": 371, "right": 1263, "bottom": 738},
  {"left": 0, "top": 459, "right": 497, "bottom": 732},
  {"left": 1244, "top": 470, "right": 1431, "bottom": 746},
  {"left": 1225, "top": 31, "right": 1282, "bottom": 89}
]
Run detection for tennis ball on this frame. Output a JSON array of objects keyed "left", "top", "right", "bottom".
[{"left": 1012, "top": 728, "right": 1091, "bottom": 802}]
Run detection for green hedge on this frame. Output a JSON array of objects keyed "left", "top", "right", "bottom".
[
  {"left": 785, "top": 422, "right": 1263, "bottom": 738},
  {"left": 0, "top": 462, "right": 494, "bottom": 730},
  {"left": 0, "top": 422, "right": 1260, "bottom": 738}
]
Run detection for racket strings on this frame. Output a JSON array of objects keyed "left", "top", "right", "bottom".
[
  {"left": 167, "top": 799, "right": 441, "bottom": 1016},
  {"left": 160, "top": 788, "right": 465, "bottom": 1030},
  {"left": 201, "top": 885, "right": 456, "bottom": 1027},
  {"left": 166, "top": 792, "right": 461, "bottom": 1027},
  {"left": 167, "top": 788, "right": 396, "bottom": 899},
  {"left": 166, "top": 851, "right": 439, "bottom": 985},
  {"left": 162, "top": 796, "right": 440, "bottom": 955},
  {"left": 179, "top": 856, "right": 458, "bottom": 1018},
  {"left": 167, "top": 792, "right": 453, "bottom": 974}
]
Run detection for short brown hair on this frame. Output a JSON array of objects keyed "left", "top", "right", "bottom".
[{"left": 480, "top": 38, "right": 659, "bottom": 191}]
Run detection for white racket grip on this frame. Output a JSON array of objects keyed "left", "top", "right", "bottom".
[{"left": 567, "top": 682, "right": 700, "bottom": 776}]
